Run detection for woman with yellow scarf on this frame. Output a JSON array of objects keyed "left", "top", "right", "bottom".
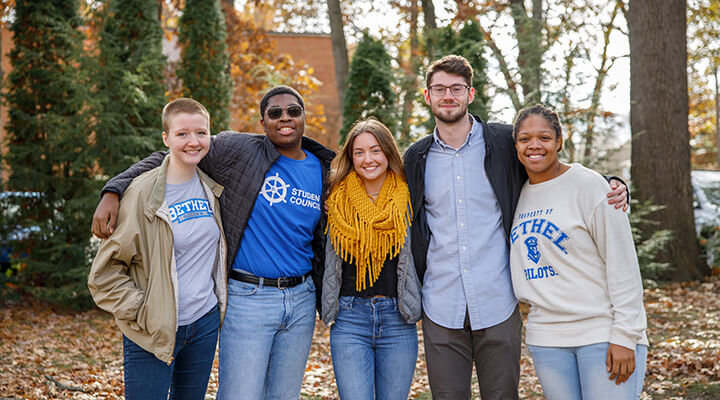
[{"left": 322, "top": 118, "right": 422, "bottom": 399}]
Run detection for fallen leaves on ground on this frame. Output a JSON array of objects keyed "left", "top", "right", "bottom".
[{"left": 1, "top": 275, "right": 718, "bottom": 399}]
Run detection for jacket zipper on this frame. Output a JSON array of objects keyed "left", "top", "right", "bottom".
[{"left": 157, "top": 208, "right": 178, "bottom": 365}]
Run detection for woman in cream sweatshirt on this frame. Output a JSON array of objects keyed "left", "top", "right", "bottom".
[{"left": 509, "top": 104, "right": 647, "bottom": 400}]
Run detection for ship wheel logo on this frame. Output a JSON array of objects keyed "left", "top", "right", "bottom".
[{"left": 260, "top": 172, "right": 290, "bottom": 206}]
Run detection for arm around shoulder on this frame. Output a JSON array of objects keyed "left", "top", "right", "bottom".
[
  {"left": 197, "top": 131, "right": 258, "bottom": 183},
  {"left": 102, "top": 151, "right": 168, "bottom": 197},
  {"left": 93, "top": 152, "right": 167, "bottom": 238}
]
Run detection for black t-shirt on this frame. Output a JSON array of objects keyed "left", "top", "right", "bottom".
[{"left": 340, "top": 255, "right": 399, "bottom": 298}]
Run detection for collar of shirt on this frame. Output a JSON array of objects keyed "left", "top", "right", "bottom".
[{"left": 431, "top": 115, "right": 482, "bottom": 151}]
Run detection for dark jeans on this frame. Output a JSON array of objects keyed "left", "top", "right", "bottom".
[
  {"left": 123, "top": 307, "right": 219, "bottom": 400},
  {"left": 422, "top": 305, "right": 522, "bottom": 400}
]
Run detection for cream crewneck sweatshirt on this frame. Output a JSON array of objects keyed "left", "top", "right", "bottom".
[{"left": 509, "top": 164, "right": 648, "bottom": 349}]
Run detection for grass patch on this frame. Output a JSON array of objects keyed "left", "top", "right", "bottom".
[{"left": 686, "top": 382, "right": 720, "bottom": 399}]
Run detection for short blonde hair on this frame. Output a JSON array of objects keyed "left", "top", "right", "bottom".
[{"left": 162, "top": 98, "right": 210, "bottom": 132}]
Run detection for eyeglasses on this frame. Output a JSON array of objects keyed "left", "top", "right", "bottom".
[
  {"left": 428, "top": 84, "right": 470, "bottom": 97},
  {"left": 265, "top": 105, "right": 303, "bottom": 120}
]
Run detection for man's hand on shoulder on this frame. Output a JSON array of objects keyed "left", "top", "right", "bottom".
[
  {"left": 91, "top": 193, "right": 120, "bottom": 239},
  {"left": 607, "top": 179, "right": 629, "bottom": 212}
]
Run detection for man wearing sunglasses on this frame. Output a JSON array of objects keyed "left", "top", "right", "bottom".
[{"left": 91, "top": 85, "right": 335, "bottom": 400}]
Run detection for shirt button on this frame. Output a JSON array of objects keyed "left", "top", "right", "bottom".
[
  {"left": 460, "top": 222, "right": 464, "bottom": 227},
  {"left": 462, "top": 245, "right": 467, "bottom": 251},
  {"left": 455, "top": 153, "right": 460, "bottom": 157},
  {"left": 458, "top": 199, "right": 463, "bottom": 203},
  {"left": 456, "top": 176, "right": 461, "bottom": 180}
]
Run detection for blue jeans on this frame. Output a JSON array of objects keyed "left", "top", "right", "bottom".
[
  {"left": 217, "top": 277, "right": 316, "bottom": 400},
  {"left": 123, "top": 307, "right": 219, "bottom": 400},
  {"left": 330, "top": 296, "right": 418, "bottom": 400},
  {"left": 528, "top": 342, "right": 648, "bottom": 400}
]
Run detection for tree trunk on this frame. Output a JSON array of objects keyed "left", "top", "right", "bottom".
[
  {"left": 399, "top": 0, "right": 419, "bottom": 147},
  {"left": 421, "top": 0, "right": 436, "bottom": 30},
  {"left": 629, "top": 0, "right": 708, "bottom": 280},
  {"left": 327, "top": 0, "right": 349, "bottom": 111},
  {"left": 421, "top": 0, "right": 436, "bottom": 58},
  {"left": 584, "top": 2, "right": 621, "bottom": 160},
  {"left": 510, "top": 0, "right": 543, "bottom": 105},
  {"left": 531, "top": 0, "right": 543, "bottom": 102},
  {"left": 713, "top": 65, "right": 720, "bottom": 167}
]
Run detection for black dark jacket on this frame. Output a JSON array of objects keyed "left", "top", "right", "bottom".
[
  {"left": 403, "top": 115, "right": 527, "bottom": 282},
  {"left": 102, "top": 132, "right": 335, "bottom": 312}
]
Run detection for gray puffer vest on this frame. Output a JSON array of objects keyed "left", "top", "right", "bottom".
[{"left": 321, "top": 226, "right": 422, "bottom": 325}]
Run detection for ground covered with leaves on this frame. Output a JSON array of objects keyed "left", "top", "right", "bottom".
[{"left": 1, "top": 275, "right": 719, "bottom": 399}]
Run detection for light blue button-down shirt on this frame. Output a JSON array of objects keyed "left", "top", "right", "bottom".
[{"left": 422, "top": 117, "right": 518, "bottom": 330}]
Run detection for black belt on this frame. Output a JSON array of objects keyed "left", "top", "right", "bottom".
[{"left": 229, "top": 269, "right": 310, "bottom": 289}]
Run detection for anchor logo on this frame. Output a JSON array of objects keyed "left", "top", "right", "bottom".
[
  {"left": 260, "top": 172, "right": 290, "bottom": 206},
  {"left": 524, "top": 236, "right": 541, "bottom": 264}
]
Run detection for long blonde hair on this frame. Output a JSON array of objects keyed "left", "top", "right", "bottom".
[{"left": 328, "top": 118, "right": 406, "bottom": 192}]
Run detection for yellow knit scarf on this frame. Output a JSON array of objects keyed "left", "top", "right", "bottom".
[{"left": 326, "top": 171, "right": 412, "bottom": 291}]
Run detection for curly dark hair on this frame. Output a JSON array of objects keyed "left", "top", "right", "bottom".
[{"left": 512, "top": 104, "right": 563, "bottom": 145}]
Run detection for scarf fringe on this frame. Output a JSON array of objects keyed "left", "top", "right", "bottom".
[{"left": 326, "top": 171, "right": 412, "bottom": 291}]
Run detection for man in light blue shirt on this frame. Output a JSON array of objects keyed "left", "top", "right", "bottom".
[
  {"left": 404, "top": 55, "right": 628, "bottom": 399},
  {"left": 422, "top": 115, "right": 517, "bottom": 333}
]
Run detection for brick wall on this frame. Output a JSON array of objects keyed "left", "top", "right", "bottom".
[{"left": 270, "top": 32, "right": 341, "bottom": 150}]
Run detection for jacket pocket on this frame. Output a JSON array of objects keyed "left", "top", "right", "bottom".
[{"left": 132, "top": 300, "right": 149, "bottom": 333}]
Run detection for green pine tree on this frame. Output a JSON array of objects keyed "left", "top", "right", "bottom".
[
  {"left": 2, "top": 0, "right": 97, "bottom": 309},
  {"left": 90, "top": 0, "right": 167, "bottom": 177},
  {"left": 340, "top": 32, "right": 398, "bottom": 143},
  {"left": 424, "top": 20, "right": 490, "bottom": 126},
  {"left": 177, "top": 0, "right": 232, "bottom": 132}
]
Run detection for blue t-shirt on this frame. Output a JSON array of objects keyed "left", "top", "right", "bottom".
[{"left": 232, "top": 151, "right": 322, "bottom": 278}]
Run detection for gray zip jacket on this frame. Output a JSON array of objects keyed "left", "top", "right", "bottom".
[{"left": 321, "top": 226, "right": 422, "bottom": 325}]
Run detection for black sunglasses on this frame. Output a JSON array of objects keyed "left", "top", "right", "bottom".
[{"left": 266, "top": 105, "right": 303, "bottom": 120}]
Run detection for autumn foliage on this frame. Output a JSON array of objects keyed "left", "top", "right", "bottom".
[{"left": 222, "top": 3, "right": 326, "bottom": 137}]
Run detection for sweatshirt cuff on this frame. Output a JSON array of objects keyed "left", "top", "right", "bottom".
[{"left": 610, "top": 329, "right": 638, "bottom": 350}]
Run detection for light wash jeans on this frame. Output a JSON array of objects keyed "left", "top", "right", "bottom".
[
  {"left": 330, "top": 296, "right": 418, "bottom": 400},
  {"left": 217, "top": 277, "right": 316, "bottom": 400},
  {"left": 123, "top": 307, "right": 219, "bottom": 400},
  {"left": 528, "top": 342, "right": 648, "bottom": 400}
]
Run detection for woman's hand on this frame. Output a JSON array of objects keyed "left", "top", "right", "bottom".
[{"left": 606, "top": 343, "right": 635, "bottom": 384}]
